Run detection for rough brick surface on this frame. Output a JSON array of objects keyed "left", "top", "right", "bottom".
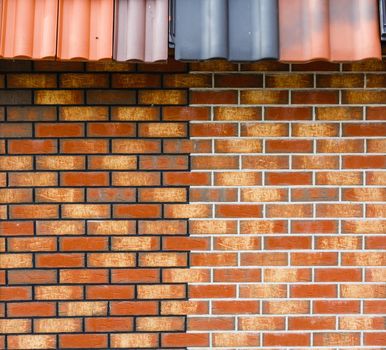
[{"left": 0, "top": 57, "right": 385, "bottom": 349}]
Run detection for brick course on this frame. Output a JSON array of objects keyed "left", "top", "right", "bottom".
[{"left": 0, "top": 57, "right": 385, "bottom": 348}]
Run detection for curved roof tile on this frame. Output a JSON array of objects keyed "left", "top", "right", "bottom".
[
  {"left": 279, "top": 0, "right": 381, "bottom": 62},
  {"left": 173, "top": 0, "right": 279, "bottom": 61},
  {"left": 0, "top": 0, "right": 58, "bottom": 59},
  {"left": 57, "top": 0, "right": 114, "bottom": 61},
  {"left": 114, "top": 0, "right": 168, "bottom": 62}
]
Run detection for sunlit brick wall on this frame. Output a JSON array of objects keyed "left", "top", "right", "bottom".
[{"left": 0, "top": 58, "right": 385, "bottom": 349}]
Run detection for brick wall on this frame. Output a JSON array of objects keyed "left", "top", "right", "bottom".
[{"left": 0, "top": 58, "right": 385, "bottom": 349}]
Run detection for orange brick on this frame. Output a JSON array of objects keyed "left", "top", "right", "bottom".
[
  {"left": 140, "top": 155, "right": 188, "bottom": 170},
  {"left": 239, "top": 316, "right": 285, "bottom": 331},
  {"left": 112, "top": 172, "right": 160, "bottom": 186},
  {"left": 35, "top": 123, "right": 84, "bottom": 137},
  {"left": 88, "top": 253, "right": 135, "bottom": 267},
  {"left": 267, "top": 139, "right": 313, "bottom": 153},
  {"left": 191, "top": 90, "right": 237, "bottom": 104},
  {"left": 112, "top": 237, "right": 159, "bottom": 251},
  {"left": 213, "top": 333, "right": 259, "bottom": 347},
  {"left": 112, "top": 269, "right": 159, "bottom": 283},
  {"left": 241, "top": 252, "right": 288, "bottom": 266},
  {"left": 240, "top": 90, "right": 288, "bottom": 104},
  {"left": 214, "top": 106, "right": 261, "bottom": 120},
  {"left": 313, "top": 332, "right": 360, "bottom": 346},
  {"left": 88, "top": 155, "right": 136, "bottom": 170},
  {"left": 214, "top": 268, "right": 261, "bottom": 282},
  {"left": 34, "top": 318, "right": 81, "bottom": 333},
  {"left": 8, "top": 73, "right": 57, "bottom": 88},
  {"left": 0, "top": 319, "right": 31, "bottom": 333},
  {"left": 138, "top": 220, "right": 187, "bottom": 235},
  {"left": 10, "top": 204, "right": 58, "bottom": 219},
  {"left": 263, "top": 300, "right": 310, "bottom": 315},
  {"left": 7, "top": 302, "right": 56, "bottom": 317},
  {"left": 0, "top": 156, "right": 33, "bottom": 170},
  {"left": 60, "top": 269, "right": 108, "bottom": 284},
  {"left": 61, "top": 172, "right": 109, "bottom": 187},
  {"left": 266, "top": 172, "right": 311, "bottom": 185},
  {"left": 87, "top": 220, "right": 135, "bottom": 235},
  {"left": 112, "top": 139, "right": 161, "bottom": 153},
  {"left": 87, "top": 122, "right": 136, "bottom": 137},
  {"left": 137, "top": 284, "right": 186, "bottom": 299},
  {"left": 36, "top": 220, "right": 85, "bottom": 236},
  {"left": 9, "top": 172, "right": 57, "bottom": 187},
  {"left": 62, "top": 204, "right": 110, "bottom": 219},
  {"left": 317, "top": 204, "right": 362, "bottom": 217},
  {"left": 114, "top": 204, "right": 161, "bottom": 218},
  {"left": 216, "top": 204, "right": 262, "bottom": 218},
  {"left": 36, "top": 156, "right": 85, "bottom": 170},
  {"left": 240, "top": 220, "right": 287, "bottom": 234},
  {"left": 111, "top": 301, "right": 158, "bottom": 315},
  {"left": 139, "top": 252, "right": 187, "bottom": 267},
  {"left": 61, "top": 139, "right": 108, "bottom": 154},
  {"left": 139, "top": 90, "right": 187, "bottom": 105},
  {"left": 36, "top": 253, "right": 83, "bottom": 268},
  {"left": 8, "top": 335, "right": 56, "bottom": 350},
  {"left": 0, "top": 188, "right": 32, "bottom": 203},
  {"left": 111, "top": 334, "right": 158, "bottom": 348},
  {"left": 267, "top": 204, "right": 312, "bottom": 218},
  {"left": 35, "top": 90, "right": 83, "bottom": 104},
  {"left": 59, "top": 301, "right": 107, "bottom": 316},
  {"left": 59, "top": 334, "right": 107, "bottom": 349},
  {"left": 60, "top": 237, "right": 108, "bottom": 251},
  {"left": 60, "top": 73, "right": 109, "bottom": 88},
  {"left": 291, "top": 252, "right": 338, "bottom": 266},
  {"left": 139, "top": 122, "right": 187, "bottom": 137},
  {"left": 8, "top": 237, "right": 56, "bottom": 252},
  {"left": 0, "top": 286, "right": 31, "bottom": 300},
  {"left": 263, "top": 333, "right": 310, "bottom": 346},
  {"left": 137, "top": 316, "right": 184, "bottom": 331},
  {"left": 164, "top": 204, "right": 211, "bottom": 218},
  {"left": 85, "top": 317, "right": 133, "bottom": 332},
  {"left": 162, "top": 333, "right": 209, "bottom": 348},
  {"left": 162, "top": 268, "right": 209, "bottom": 283},
  {"left": 8, "top": 140, "right": 57, "bottom": 154},
  {"left": 60, "top": 106, "right": 108, "bottom": 121},
  {"left": 240, "top": 284, "right": 286, "bottom": 298},
  {"left": 86, "top": 285, "right": 134, "bottom": 300},
  {"left": 8, "top": 269, "right": 57, "bottom": 285},
  {"left": 216, "top": 139, "right": 262, "bottom": 153},
  {"left": 35, "top": 286, "right": 83, "bottom": 300},
  {"left": 35, "top": 188, "right": 83, "bottom": 203},
  {"left": 139, "top": 188, "right": 186, "bottom": 202},
  {"left": 192, "top": 253, "right": 237, "bottom": 267}
]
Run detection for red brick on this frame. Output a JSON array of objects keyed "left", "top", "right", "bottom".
[
  {"left": 8, "top": 140, "right": 57, "bottom": 154},
  {"left": 60, "top": 334, "right": 107, "bottom": 349},
  {"left": 35, "top": 123, "right": 84, "bottom": 137},
  {"left": 191, "top": 90, "right": 237, "bottom": 104},
  {"left": 87, "top": 122, "right": 136, "bottom": 137}
]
